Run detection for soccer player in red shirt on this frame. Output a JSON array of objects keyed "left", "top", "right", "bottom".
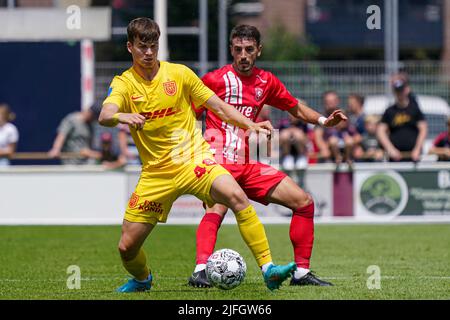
[{"left": 189, "top": 25, "right": 347, "bottom": 287}]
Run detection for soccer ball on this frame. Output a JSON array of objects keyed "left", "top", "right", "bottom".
[{"left": 206, "top": 248, "right": 246, "bottom": 290}]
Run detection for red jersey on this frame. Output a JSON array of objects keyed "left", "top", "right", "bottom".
[{"left": 194, "top": 64, "right": 298, "bottom": 164}]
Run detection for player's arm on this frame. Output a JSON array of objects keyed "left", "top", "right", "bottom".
[
  {"left": 204, "top": 94, "right": 273, "bottom": 135},
  {"left": 98, "top": 103, "right": 146, "bottom": 130},
  {"left": 48, "top": 132, "right": 66, "bottom": 158},
  {"left": 0, "top": 142, "right": 16, "bottom": 157},
  {"left": 288, "top": 99, "right": 347, "bottom": 127}
]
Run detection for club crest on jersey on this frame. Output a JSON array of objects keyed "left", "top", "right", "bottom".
[
  {"left": 255, "top": 88, "right": 263, "bottom": 101},
  {"left": 163, "top": 81, "right": 177, "bottom": 96}
]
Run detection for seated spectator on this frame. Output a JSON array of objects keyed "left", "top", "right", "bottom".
[
  {"left": 118, "top": 123, "right": 141, "bottom": 165},
  {"left": 324, "top": 120, "right": 360, "bottom": 165},
  {"left": 377, "top": 73, "right": 428, "bottom": 162},
  {"left": 48, "top": 105, "right": 101, "bottom": 165},
  {"left": 353, "top": 115, "right": 384, "bottom": 162},
  {"left": 428, "top": 117, "right": 450, "bottom": 161},
  {"left": 313, "top": 90, "right": 340, "bottom": 162},
  {"left": 347, "top": 93, "right": 366, "bottom": 135},
  {"left": 0, "top": 103, "right": 19, "bottom": 166},
  {"left": 279, "top": 113, "right": 309, "bottom": 170},
  {"left": 92, "top": 132, "right": 127, "bottom": 169}
]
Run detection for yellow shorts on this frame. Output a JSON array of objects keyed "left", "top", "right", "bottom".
[{"left": 124, "top": 157, "right": 230, "bottom": 225}]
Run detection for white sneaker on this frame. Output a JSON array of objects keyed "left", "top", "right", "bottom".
[
  {"left": 295, "top": 156, "right": 308, "bottom": 169},
  {"left": 282, "top": 155, "right": 295, "bottom": 170}
]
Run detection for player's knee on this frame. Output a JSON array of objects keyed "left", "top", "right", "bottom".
[
  {"left": 118, "top": 240, "right": 136, "bottom": 261},
  {"left": 228, "top": 188, "right": 248, "bottom": 209},
  {"left": 296, "top": 192, "right": 313, "bottom": 209}
]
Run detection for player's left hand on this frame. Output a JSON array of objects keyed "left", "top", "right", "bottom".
[{"left": 323, "top": 109, "right": 348, "bottom": 127}]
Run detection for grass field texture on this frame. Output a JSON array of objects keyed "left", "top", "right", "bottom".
[{"left": 0, "top": 224, "right": 449, "bottom": 300}]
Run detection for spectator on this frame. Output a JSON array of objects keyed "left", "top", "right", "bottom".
[
  {"left": 324, "top": 119, "right": 360, "bottom": 165},
  {"left": 279, "top": 112, "right": 309, "bottom": 170},
  {"left": 118, "top": 123, "right": 141, "bottom": 165},
  {"left": 428, "top": 117, "right": 450, "bottom": 161},
  {"left": 0, "top": 103, "right": 19, "bottom": 166},
  {"left": 93, "top": 131, "right": 127, "bottom": 169},
  {"left": 347, "top": 93, "right": 366, "bottom": 134},
  {"left": 313, "top": 91, "right": 340, "bottom": 162},
  {"left": 48, "top": 105, "right": 101, "bottom": 164},
  {"left": 377, "top": 73, "right": 428, "bottom": 162},
  {"left": 353, "top": 115, "right": 384, "bottom": 162}
]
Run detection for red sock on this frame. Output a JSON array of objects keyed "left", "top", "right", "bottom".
[
  {"left": 196, "top": 212, "right": 223, "bottom": 265},
  {"left": 290, "top": 201, "right": 315, "bottom": 269}
]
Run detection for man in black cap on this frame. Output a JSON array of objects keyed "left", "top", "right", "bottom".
[{"left": 377, "top": 73, "right": 428, "bottom": 162}]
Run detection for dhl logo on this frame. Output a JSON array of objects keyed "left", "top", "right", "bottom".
[{"left": 140, "top": 107, "right": 180, "bottom": 120}]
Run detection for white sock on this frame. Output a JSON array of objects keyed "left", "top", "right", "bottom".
[
  {"left": 136, "top": 274, "right": 152, "bottom": 283},
  {"left": 293, "top": 267, "right": 310, "bottom": 279},
  {"left": 194, "top": 264, "right": 206, "bottom": 273},
  {"left": 261, "top": 262, "right": 274, "bottom": 274}
]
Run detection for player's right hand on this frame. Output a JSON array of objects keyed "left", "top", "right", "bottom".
[
  {"left": 117, "top": 113, "right": 146, "bottom": 130},
  {"left": 250, "top": 120, "right": 273, "bottom": 137}
]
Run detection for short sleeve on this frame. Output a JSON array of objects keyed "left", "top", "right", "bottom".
[
  {"left": 415, "top": 105, "right": 425, "bottom": 122},
  {"left": 381, "top": 108, "right": 391, "bottom": 125},
  {"left": 433, "top": 132, "right": 446, "bottom": 147},
  {"left": 103, "top": 76, "right": 130, "bottom": 113},
  {"left": 183, "top": 66, "right": 215, "bottom": 107},
  {"left": 191, "top": 72, "right": 214, "bottom": 118},
  {"left": 57, "top": 114, "right": 74, "bottom": 136},
  {"left": 265, "top": 74, "right": 298, "bottom": 111},
  {"left": 7, "top": 124, "right": 19, "bottom": 144}
]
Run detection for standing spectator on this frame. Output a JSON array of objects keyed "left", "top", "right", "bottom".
[
  {"left": 377, "top": 73, "right": 428, "bottom": 162},
  {"left": 313, "top": 91, "right": 340, "bottom": 162},
  {"left": 48, "top": 105, "right": 101, "bottom": 164},
  {"left": 428, "top": 117, "right": 450, "bottom": 161},
  {"left": 353, "top": 115, "right": 384, "bottom": 162},
  {"left": 0, "top": 103, "right": 19, "bottom": 166},
  {"left": 347, "top": 93, "right": 366, "bottom": 134}
]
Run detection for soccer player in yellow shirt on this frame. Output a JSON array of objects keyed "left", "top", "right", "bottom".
[{"left": 99, "top": 17, "right": 296, "bottom": 292}]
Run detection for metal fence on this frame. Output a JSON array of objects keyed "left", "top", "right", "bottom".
[{"left": 95, "top": 60, "right": 450, "bottom": 134}]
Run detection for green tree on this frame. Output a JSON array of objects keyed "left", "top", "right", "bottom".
[{"left": 260, "top": 24, "right": 319, "bottom": 61}]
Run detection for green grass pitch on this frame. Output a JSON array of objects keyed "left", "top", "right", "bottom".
[{"left": 0, "top": 224, "right": 449, "bottom": 300}]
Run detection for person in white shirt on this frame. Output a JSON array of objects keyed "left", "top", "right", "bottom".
[{"left": 0, "top": 103, "right": 19, "bottom": 166}]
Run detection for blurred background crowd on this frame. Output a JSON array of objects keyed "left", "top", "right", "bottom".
[{"left": 1, "top": 0, "right": 450, "bottom": 171}]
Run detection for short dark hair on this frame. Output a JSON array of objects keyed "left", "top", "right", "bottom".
[
  {"left": 348, "top": 93, "right": 365, "bottom": 106},
  {"left": 127, "top": 17, "right": 160, "bottom": 44},
  {"left": 229, "top": 25, "right": 261, "bottom": 46}
]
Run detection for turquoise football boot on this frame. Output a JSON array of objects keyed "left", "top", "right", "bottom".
[
  {"left": 116, "top": 274, "right": 153, "bottom": 293},
  {"left": 263, "top": 262, "right": 297, "bottom": 291}
]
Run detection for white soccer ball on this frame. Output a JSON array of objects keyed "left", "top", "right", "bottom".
[{"left": 206, "top": 248, "right": 247, "bottom": 290}]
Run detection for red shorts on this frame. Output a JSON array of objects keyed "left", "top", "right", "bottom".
[{"left": 221, "top": 161, "right": 287, "bottom": 205}]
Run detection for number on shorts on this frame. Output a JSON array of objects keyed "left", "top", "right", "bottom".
[{"left": 194, "top": 165, "right": 207, "bottom": 179}]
